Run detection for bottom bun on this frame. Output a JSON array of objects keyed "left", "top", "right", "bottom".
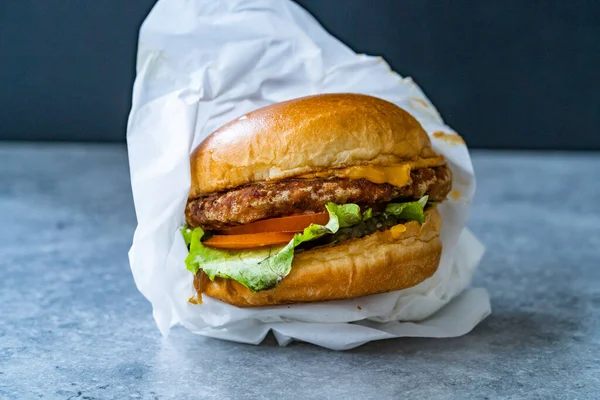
[{"left": 195, "top": 208, "right": 442, "bottom": 307}]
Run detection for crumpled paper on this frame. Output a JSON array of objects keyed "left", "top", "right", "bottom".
[{"left": 127, "top": 0, "right": 491, "bottom": 350}]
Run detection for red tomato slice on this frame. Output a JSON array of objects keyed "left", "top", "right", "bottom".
[
  {"left": 202, "top": 232, "right": 296, "bottom": 249},
  {"left": 218, "top": 212, "right": 330, "bottom": 235}
]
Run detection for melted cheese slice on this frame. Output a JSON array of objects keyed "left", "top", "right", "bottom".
[{"left": 299, "top": 156, "right": 445, "bottom": 188}]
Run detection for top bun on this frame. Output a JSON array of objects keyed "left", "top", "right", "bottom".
[{"left": 190, "top": 93, "right": 438, "bottom": 198}]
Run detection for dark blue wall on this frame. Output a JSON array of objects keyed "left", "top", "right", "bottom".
[
  {"left": 0, "top": 1, "right": 155, "bottom": 142},
  {"left": 296, "top": 0, "right": 600, "bottom": 150},
  {"left": 1, "top": 0, "right": 598, "bottom": 149}
]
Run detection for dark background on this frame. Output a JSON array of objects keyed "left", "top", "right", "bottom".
[{"left": 1, "top": 0, "right": 598, "bottom": 149}]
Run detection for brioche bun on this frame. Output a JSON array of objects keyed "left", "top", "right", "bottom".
[
  {"left": 189, "top": 93, "right": 440, "bottom": 198},
  {"left": 195, "top": 208, "right": 442, "bottom": 307}
]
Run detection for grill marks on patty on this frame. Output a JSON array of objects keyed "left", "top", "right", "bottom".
[{"left": 185, "top": 166, "right": 452, "bottom": 230}]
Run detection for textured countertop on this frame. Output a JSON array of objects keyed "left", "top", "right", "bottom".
[{"left": 1, "top": 143, "right": 599, "bottom": 399}]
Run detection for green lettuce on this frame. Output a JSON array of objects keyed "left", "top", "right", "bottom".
[
  {"left": 362, "top": 208, "right": 373, "bottom": 221},
  {"left": 325, "top": 203, "right": 362, "bottom": 227},
  {"left": 182, "top": 197, "right": 428, "bottom": 293},
  {"left": 385, "top": 195, "right": 428, "bottom": 224}
]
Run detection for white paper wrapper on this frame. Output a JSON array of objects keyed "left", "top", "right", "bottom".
[{"left": 127, "top": 0, "right": 491, "bottom": 350}]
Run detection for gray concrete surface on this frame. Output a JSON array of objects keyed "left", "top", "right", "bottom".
[{"left": 1, "top": 144, "right": 598, "bottom": 399}]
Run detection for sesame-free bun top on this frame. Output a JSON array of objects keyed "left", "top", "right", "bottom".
[{"left": 190, "top": 93, "right": 440, "bottom": 198}]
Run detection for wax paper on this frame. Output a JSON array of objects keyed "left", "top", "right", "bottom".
[{"left": 127, "top": 0, "right": 490, "bottom": 350}]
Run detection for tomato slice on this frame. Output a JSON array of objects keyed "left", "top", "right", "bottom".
[
  {"left": 219, "top": 212, "right": 330, "bottom": 235},
  {"left": 202, "top": 232, "right": 296, "bottom": 249}
]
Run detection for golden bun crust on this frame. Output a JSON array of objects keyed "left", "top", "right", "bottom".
[
  {"left": 196, "top": 208, "right": 442, "bottom": 307},
  {"left": 190, "top": 93, "right": 439, "bottom": 197}
]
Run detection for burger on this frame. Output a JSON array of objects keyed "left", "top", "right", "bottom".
[{"left": 181, "top": 93, "right": 452, "bottom": 307}]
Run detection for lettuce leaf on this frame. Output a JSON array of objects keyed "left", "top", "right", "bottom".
[
  {"left": 324, "top": 203, "right": 362, "bottom": 228},
  {"left": 183, "top": 227, "right": 295, "bottom": 292},
  {"left": 182, "top": 201, "right": 364, "bottom": 292},
  {"left": 385, "top": 196, "right": 428, "bottom": 224},
  {"left": 182, "top": 197, "right": 428, "bottom": 293},
  {"left": 362, "top": 208, "right": 373, "bottom": 221}
]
